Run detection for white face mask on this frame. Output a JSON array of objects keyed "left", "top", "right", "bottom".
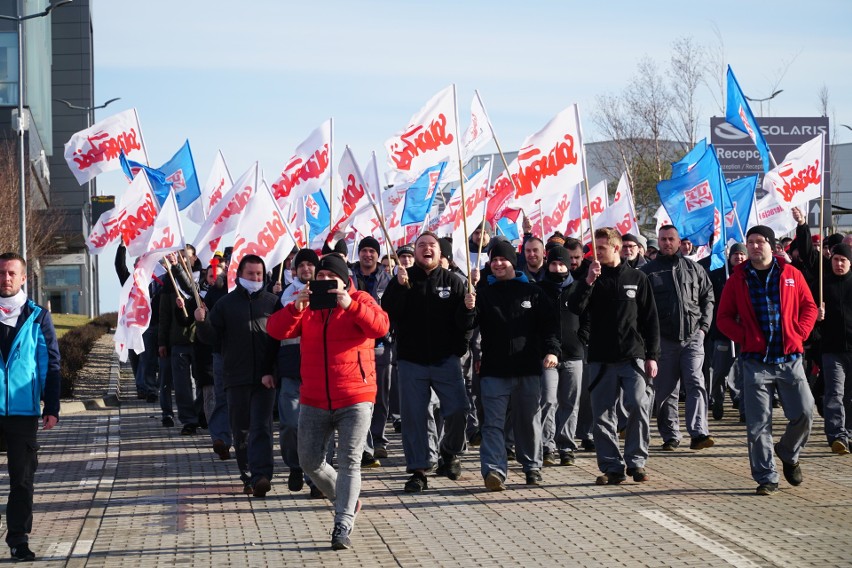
[{"left": 239, "top": 277, "right": 263, "bottom": 293}]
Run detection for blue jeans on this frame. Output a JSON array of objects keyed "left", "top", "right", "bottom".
[
  {"left": 227, "top": 384, "right": 276, "bottom": 485},
  {"left": 299, "top": 402, "right": 372, "bottom": 530},
  {"left": 480, "top": 375, "right": 541, "bottom": 479},
  {"left": 135, "top": 327, "right": 158, "bottom": 396},
  {"left": 208, "top": 354, "right": 231, "bottom": 446},
  {"left": 170, "top": 344, "right": 198, "bottom": 426}
]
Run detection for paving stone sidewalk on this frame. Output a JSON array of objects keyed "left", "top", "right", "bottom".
[{"left": 4, "top": 363, "right": 852, "bottom": 566}]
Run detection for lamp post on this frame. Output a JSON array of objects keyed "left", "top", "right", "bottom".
[
  {"left": 0, "top": 0, "right": 72, "bottom": 278},
  {"left": 744, "top": 89, "right": 783, "bottom": 117},
  {"left": 55, "top": 97, "right": 120, "bottom": 317}
]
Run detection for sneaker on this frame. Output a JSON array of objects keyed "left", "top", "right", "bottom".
[
  {"left": 309, "top": 485, "right": 325, "bottom": 499},
  {"left": 525, "top": 470, "right": 543, "bottom": 485},
  {"left": 775, "top": 443, "right": 803, "bottom": 486},
  {"left": 580, "top": 439, "right": 595, "bottom": 452},
  {"left": 288, "top": 468, "right": 304, "bottom": 492},
  {"left": 484, "top": 471, "right": 506, "bottom": 492},
  {"left": 330, "top": 523, "right": 352, "bottom": 551},
  {"left": 212, "top": 439, "right": 231, "bottom": 460},
  {"left": 10, "top": 543, "right": 35, "bottom": 562},
  {"left": 627, "top": 467, "right": 649, "bottom": 482},
  {"left": 404, "top": 471, "right": 428, "bottom": 493},
  {"left": 468, "top": 430, "right": 482, "bottom": 447},
  {"left": 506, "top": 447, "right": 516, "bottom": 461},
  {"left": 660, "top": 439, "right": 680, "bottom": 451},
  {"left": 831, "top": 439, "right": 850, "bottom": 455},
  {"left": 180, "top": 424, "right": 198, "bottom": 435},
  {"left": 712, "top": 396, "right": 724, "bottom": 420},
  {"left": 441, "top": 453, "right": 462, "bottom": 480},
  {"left": 542, "top": 451, "right": 557, "bottom": 466},
  {"left": 689, "top": 435, "right": 715, "bottom": 450},
  {"left": 243, "top": 481, "right": 254, "bottom": 495},
  {"left": 162, "top": 415, "right": 175, "bottom": 427},
  {"left": 756, "top": 482, "right": 779, "bottom": 495},
  {"left": 253, "top": 476, "right": 271, "bottom": 498},
  {"left": 560, "top": 452, "right": 576, "bottom": 466},
  {"left": 374, "top": 446, "right": 388, "bottom": 459},
  {"left": 595, "top": 471, "right": 627, "bottom": 485},
  {"left": 393, "top": 421, "right": 401, "bottom": 434},
  {"left": 361, "top": 452, "right": 381, "bottom": 468}
]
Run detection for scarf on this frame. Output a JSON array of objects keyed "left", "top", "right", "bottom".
[{"left": 0, "top": 290, "right": 27, "bottom": 327}]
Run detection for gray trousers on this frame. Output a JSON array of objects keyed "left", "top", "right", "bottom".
[
  {"left": 711, "top": 339, "right": 738, "bottom": 405},
  {"left": 656, "top": 330, "right": 708, "bottom": 442},
  {"left": 366, "top": 344, "right": 393, "bottom": 455},
  {"left": 820, "top": 352, "right": 852, "bottom": 444},
  {"left": 589, "top": 360, "right": 652, "bottom": 474},
  {"left": 547, "top": 360, "right": 584, "bottom": 455},
  {"left": 170, "top": 344, "right": 198, "bottom": 426},
  {"left": 576, "top": 355, "right": 594, "bottom": 443},
  {"left": 741, "top": 358, "right": 814, "bottom": 484},
  {"left": 298, "top": 402, "right": 372, "bottom": 531},
  {"left": 480, "top": 376, "right": 542, "bottom": 479},
  {"left": 278, "top": 376, "right": 301, "bottom": 469},
  {"left": 209, "top": 353, "right": 231, "bottom": 446},
  {"left": 398, "top": 357, "right": 468, "bottom": 472}
]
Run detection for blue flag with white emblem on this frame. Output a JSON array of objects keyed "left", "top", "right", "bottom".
[
  {"left": 726, "top": 66, "right": 772, "bottom": 173},
  {"left": 671, "top": 139, "right": 707, "bottom": 178},
  {"left": 304, "top": 189, "right": 331, "bottom": 243},
  {"left": 401, "top": 162, "right": 447, "bottom": 226},
  {"left": 119, "top": 152, "right": 172, "bottom": 205},
  {"left": 159, "top": 140, "right": 201, "bottom": 210}
]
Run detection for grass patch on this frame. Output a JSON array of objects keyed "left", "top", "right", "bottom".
[
  {"left": 52, "top": 313, "right": 91, "bottom": 338},
  {"left": 58, "top": 313, "right": 118, "bottom": 398}
]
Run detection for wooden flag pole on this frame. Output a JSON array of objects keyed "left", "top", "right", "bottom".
[
  {"left": 176, "top": 252, "right": 203, "bottom": 309},
  {"left": 452, "top": 85, "right": 474, "bottom": 293},
  {"left": 162, "top": 257, "right": 189, "bottom": 317},
  {"left": 818, "top": 134, "right": 825, "bottom": 307},
  {"left": 574, "top": 104, "right": 597, "bottom": 261}
]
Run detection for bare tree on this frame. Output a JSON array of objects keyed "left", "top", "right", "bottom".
[
  {"left": 704, "top": 22, "right": 727, "bottom": 115},
  {"left": 817, "top": 84, "right": 840, "bottom": 228},
  {"left": 668, "top": 36, "right": 705, "bottom": 151}
]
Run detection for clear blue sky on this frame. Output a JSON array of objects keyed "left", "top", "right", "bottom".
[{"left": 91, "top": 0, "right": 852, "bottom": 311}]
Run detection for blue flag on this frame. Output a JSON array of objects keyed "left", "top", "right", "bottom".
[
  {"left": 657, "top": 145, "right": 725, "bottom": 247},
  {"left": 119, "top": 152, "right": 172, "bottom": 205},
  {"left": 159, "top": 140, "right": 201, "bottom": 210},
  {"left": 726, "top": 66, "right": 772, "bottom": 173},
  {"left": 401, "top": 162, "right": 447, "bottom": 226},
  {"left": 496, "top": 216, "right": 520, "bottom": 241},
  {"left": 304, "top": 189, "right": 331, "bottom": 243},
  {"left": 671, "top": 139, "right": 707, "bottom": 178},
  {"left": 724, "top": 175, "right": 757, "bottom": 242}
]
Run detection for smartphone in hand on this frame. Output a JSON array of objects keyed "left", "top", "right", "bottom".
[{"left": 308, "top": 280, "right": 339, "bottom": 310}]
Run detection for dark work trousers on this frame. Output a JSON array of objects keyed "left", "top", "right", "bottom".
[
  {"left": 227, "top": 384, "right": 276, "bottom": 486},
  {"left": 0, "top": 416, "right": 39, "bottom": 547}
]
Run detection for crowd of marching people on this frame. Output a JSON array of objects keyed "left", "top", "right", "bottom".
[{"left": 115, "top": 206, "right": 852, "bottom": 550}]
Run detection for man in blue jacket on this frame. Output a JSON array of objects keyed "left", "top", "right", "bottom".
[{"left": 0, "top": 252, "right": 60, "bottom": 562}]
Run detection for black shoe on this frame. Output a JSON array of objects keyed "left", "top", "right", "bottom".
[
  {"left": 180, "top": 424, "right": 198, "bottom": 435},
  {"left": 560, "top": 452, "right": 575, "bottom": 466},
  {"left": 469, "top": 430, "right": 482, "bottom": 447},
  {"left": 775, "top": 443, "right": 803, "bottom": 486},
  {"left": 361, "top": 452, "right": 381, "bottom": 468},
  {"left": 137, "top": 391, "right": 147, "bottom": 400},
  {"left": 506, "top": 447, "right": 516, "bottom": 461},
  {"left": 525, "top": 470, "right": 543, "bottom": 485},
  {"left": 756, "top": 482, "right": 779, "bottom": 495},
  {"left": 542, "top": 451, "right": 557, "bottom": 466},
  {"left": 712, "top": 396, "right": 724, "bottom": 420},
  {"left": 146, "top": 393, "right": 159, "bottom": 403},
  {"left": 309, "top": 485, "right": 325, "bottom": 499},
  {"left": 393, "top": 421, "right": 401, "bottom": 434},
  {"left": 440, "top": 452, "right": 462, "bottom": 480},
  {"left": 331, "top": 523, "right": 352, "bottom": 550},
  {"left": 374, "top": 446, "right": 388, "bottom": 459},
  {"left": 739, "top": 413, "right": 746, "bottom": 423},
  {"left": 690, "top": 435, "right": 715, "bottom": 450},
  {"left": 162, "top": 415, "right": 175, "bottom": 427},
  {"left": 243, "top": 481, "right": 254, "bottom": 495},
  {"left": 253, "top": 476, "right": 271, "bottom": 497},
  {"left": 404, "top": 471, "right": 428, "bottom": 493},
  {"left": 212, "top": 439, "right": 231, "bottom": 460},
  {"left": 627, "top": 467, "right": 649, "bottom": 482},
  {"left": 288, "top": 468, "right": 304, "bottom": 492},
  {"left": 660, "top": 439, "right": 680, "bottom": 451},
  {"left": 595, "top": 471, "right": 626, "bottom": 485},
  {"left": 10, "top": 543, "right": 35, "bottom": 562},
  {"left": 580, "top": 439, "right": 595, "bottom": 452}
]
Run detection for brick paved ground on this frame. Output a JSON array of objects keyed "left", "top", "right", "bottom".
[{"left": 4, "top": 366, "right": 852, "bottom": 567}]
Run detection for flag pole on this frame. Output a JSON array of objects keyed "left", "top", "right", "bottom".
[
  {"left": 476, "top": 194, "right": 491, "bottom": 265},
  {"left": 328, "top": 117, "right": 335, "bottom": 234},
  {"left": 476, "top": 90, "right": 522, "bottom": 202},
  {"left": 453, "top": 84, "right": 473, "bottom": 292},
  {"left": 176, "top": 251, "right": 203, "bottom": 309},
  {"left": 161, "top": 257, "right": 189, "bottom": 318},
  {"left": 818, "top": 133, "right": 825, "bottom": 307},
  {"left": 536, "top": 200, "right": 545, "bottom": 238},
  {"left": 574, "top": 104, "right": 597, "bottom": 261}
]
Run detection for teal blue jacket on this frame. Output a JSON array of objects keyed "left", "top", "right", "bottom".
[{"left": 0, "top": 301, "right": 61, "bottom": 417}]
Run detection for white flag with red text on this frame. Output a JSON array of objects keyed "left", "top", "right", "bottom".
[
  {"left": 597, "top": 173, "right": 640, "bottom": 236},
  {"left": 329, "top": 147, "right": 369, "bottom": 238},
  {"left": 64, "top": 108, "right": 148, "bottom": 185},
  {"left": 270, "top": 119, "right": 332, "bottom": 207},
  {"left": 227, "top": 180, "right": 296, "bottom": 290},
  {"left": 193, "top": 163, "right": 258, "bottom": 266},
  {"left": 450, "top": 162, "right": 493, "bottom": 276},
  {"left": 385, "top": 85, "right": 457, "bottom": 186},
  {"left": 461, "top": 91, "right": 494, "bottom": 161},
  {"left": 762, "top": 133, "right": 823, "bottom": 210},
  {"left": 579, "top": 180, "right": 609, "bottom": 243},
  {"left": 527, "top": 181, "right": 583, "bottom": 240},
  {"left": 186, "top": 150, "right": 233, "bottom": 225},
  {"left": 86, "top": 170, "right": 160, "bottom": 256}
]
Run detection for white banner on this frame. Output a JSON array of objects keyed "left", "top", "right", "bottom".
[
  {"left": 762, "top": 133, "right": 824, "bottom": 210},
  {"left": 193, "top": 163, "right": 258, "bottom": 265},
  {"left": 86, "top": 171, "right": 160, "bottom": 256},
  {"left": 597, "top": 173, "right": 640, "bottom": 236},
  {"left": 186, "top": 150, "right": 233, "bottom": 224},
  {"left": 461, "top": 90, "right": 494, "bottom": 161},
  {"left": 450, "top": 163, "right": 493, "bottom": 276},
  {"left": 270, "top": 119, "right": 332, "bottom": 206},
  {"left": 64, "top": 108, "right": 148, "bottom": 185},
  {"left": 330, "top": 147, "right": 368, "bottom": 237}
]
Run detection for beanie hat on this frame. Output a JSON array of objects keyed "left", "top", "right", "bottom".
[
  {"left": 547, "top": 232, "right": 566, "bottom": 246},
  {"left": 474, "top": 221, "right": 492, "bottom": 237},
  {"left": 317, "top": 254, "right": 351, "bottom": 284},
  {"left": 824, "top": 233, "right": 844, "bottom": 252},
  {"left": 546, "top": 245, "right": 571, "bottom": 267},
  {"left": 489, "top": 239, "right": 518, "bottom": 268},
  {"left": 646, "top": 238, "right": 659, "bottom": 251},
  {"left": 396, "top": 244, "right": 415, "bottom": 258},
  {"left": 322, "top": 239, "right": 348, "bottom": 256},
  {"left": 293, "top": 248, "right": 319, "bottom": 268},
  {"left": 636, "top": 234, "right": 648, "bottom": 250},
  {"left": 358, "top": 236, "right": 381, "bottom": 253},
  {"left": 621, "top": 233, "right": 640, "bottom": 245},
  {"left": 728, "top": 243, "right": 747, "bottom": 257},
  {"left": 746, "top": 225, "right": 776, "bottom": 248},
  {"left": 438, "top": 237, "right": 453, "bottom": 260},
  {"left": 831, "top": 243, "right": 852, "bottom": 263}
]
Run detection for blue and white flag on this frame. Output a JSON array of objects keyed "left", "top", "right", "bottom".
[
  {"left": 400, "top": 162, "right": 447, "bottom": 226},
  {"left": 119, "top": 152, "right": 172, "bottom": 205},
  {"left": 724, "top": 174, "right": 758, "bottom": 242},
  {"left": 671, "top": 139, "right": 707, "bottom": 178},
  {"left": 159, "top": 140, "right": 201, "bottom": 210},
  {"left": 496, "top": 216, "right": 520, "bottom": 241},
  {"left": 304, "top": 190, "right": 331, "bottom": 244},
  {"left": 726, "top": 66, "right": 772, "bottom": 173}
]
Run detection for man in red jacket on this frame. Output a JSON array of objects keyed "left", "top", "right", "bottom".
[
  {"left": 717, "top": 226, "right": 818, "bottom": 496},
  {"left": 266, "top": 253, "right": 389, "bottom": 551}
]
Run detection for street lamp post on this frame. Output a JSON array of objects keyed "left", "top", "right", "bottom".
[
  {"left": 0, "top": 0, "right": 72, "bottom": 281},
  {"left": 55, "top": 97, "right": 120, "bottom": 317},
  {"left": 744, "top": 89, "right": 784, "bottom": 117}
]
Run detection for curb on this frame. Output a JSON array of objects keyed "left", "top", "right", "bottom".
[{"left": 61, "top": 347, "right": 123, "bottom": 416}]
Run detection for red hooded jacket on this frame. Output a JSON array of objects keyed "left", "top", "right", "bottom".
[
  {"left": 716, "top": 259, "right": 817, "bottom": 357},
  {"left": 266, "top": 280, "right": 390, "bottom": 410}
]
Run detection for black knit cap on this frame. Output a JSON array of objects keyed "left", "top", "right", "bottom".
[
  {"left": 438, "top": 237, "right": 453, "bottom": 260},
  {"left": 546, "top": 245, "right": 571, "bottom": 267},
  {"left": 489, "top": 239, "right": 518, "bottom": 268},
  {"left": 746, "top": 225, "right": 776, "bottom": 248},
  {"left": 824, "top": 233, "right": 844, "bottom": 252},
  {"left": 322, "top": 239, "right": 348, "bottom": 256},
  {"left": 293, "top": 248, "right": 319, "bottom": 268},
  {"left": 831, "top": 243, "right": 852, "bottom": 263},
  {"left": 317, "top": 254, "right": 350, "bottom": 284},
  {"left": 358, "top": 236, "right": 381, "bottom": 253}
]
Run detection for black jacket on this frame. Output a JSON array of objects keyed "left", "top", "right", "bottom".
[
  {"left": 382, "top": 265, "right": 475, "bottom": 365},
  {"left": 196, "top": 284, "right": 281, "bottom": 389},
  {"left": 537, "top": 274, "right": 587, "bottom": 361},
  {"left": 640, "top": 254, "right": 714, "bottom": 341},
  {"left": 473, "top": 273, "right": 560, "bottom": 377},
  {"left": 569, "top": 262, "right": 660, "bottom": 364},
  {"left": 707, "top": 262, "right": 735, "bottom": 342},
  {"left": 819, "top": 269, "right": 852, "bottom": 353}
]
